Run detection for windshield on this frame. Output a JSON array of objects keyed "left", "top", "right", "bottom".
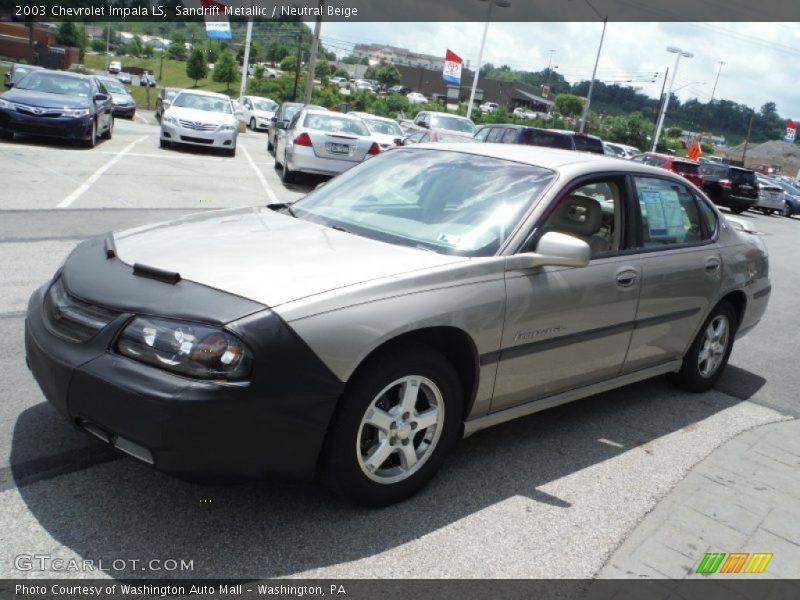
[
  {"left": 521, "top": 129, "right": 573, "bottom": 150},
  {"left": 15, "top": 72, "right": 91, "bottom": 98},
  {"left": 101, "top": 79, "right": 128, "bottom": 94},
  {"left": 172, "top": 93, "right": 232, "bottom": 113},
  {"left": 303, "top": 113, "right": 370, "bottom": 136},
  {"left": 292, "top": 148, "right": 555, "bottom": 256},
  {"left": 253, "top": 99, "right": 278, "bottom": 111},
  {"left": 363, "top": 118, "right": 403, "bottom": 137},
  {"left": 429, "top": 115, "right": 475, "bottom": 133}
]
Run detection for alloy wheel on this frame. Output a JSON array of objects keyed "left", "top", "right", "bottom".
[{"left": 697, "top": 315, "right": 730, "bottom": 378}]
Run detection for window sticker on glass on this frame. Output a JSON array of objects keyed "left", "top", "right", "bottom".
[{"left": 640, "top": 189, "right": 684, "bottom": 239}]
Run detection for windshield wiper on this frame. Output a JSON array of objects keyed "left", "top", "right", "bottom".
[{"left": 330, "top": 225, "right": 350, "bottom": 234}]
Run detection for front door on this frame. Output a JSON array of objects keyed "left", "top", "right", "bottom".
[{"left": 491, "top": 177, "right": 642, "bottom": 412}]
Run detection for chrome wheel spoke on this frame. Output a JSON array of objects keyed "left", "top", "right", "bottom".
[
  {"left": 400, "top": 377, "right": 421, "bottom": 414},
  {"left": 363, "top": 440, "right": 393, "bottom": 472},
  {"left": 399, "top": 443, "right": 419, "bottom": 470},
  {"left": 414, "top": 408, "right": 439, "bottom": 432},
  {"left": 364, "top": 406, "right": 394, "bottom": 434}
]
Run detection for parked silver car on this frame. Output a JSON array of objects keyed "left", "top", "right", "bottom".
[
  {"left": 755, "top": 176, "right": 785, "bottom": 215},
  {"left": 24, "top": 145, "right": 770, "bottom": 506},
  {"left": 273, "top": 108, "right": 380, "bottom": 182},
  {"left": 350, "top": 111, "right": 405, "bottom": 149},
  {"left": 159, "top": 90, "right": 238, "bottom": 156}
]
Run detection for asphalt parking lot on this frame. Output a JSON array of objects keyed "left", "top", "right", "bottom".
[{"left": 0, "top": 118, "right": 797, "bottom": 579}]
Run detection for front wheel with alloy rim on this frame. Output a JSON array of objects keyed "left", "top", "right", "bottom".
[
  {"left": 322, "top": 345, "right": 463, "bottom": 506},
  {"left": 671, "top": 302, "right": 737, "bottom": 392},
  {"left": 83, "top": 120, "right": 97, "bottom": 148},
  {"left": 102, "top": 117, "right": 113, "bottom": 140}
]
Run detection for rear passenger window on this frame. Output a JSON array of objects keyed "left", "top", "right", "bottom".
[
  {"left": 634, "top": 177, "right": 708, "bottom": 247},
  {"left": 486, "top": 127, "right": 504, "bottom": 143},
  {"left": 697, "top": 198, "right": 718, "bottom": 236},
  {"left": 474, "top": 127, "right": 490, "bottom": 142},
  {"left": 501, "top": 128, "right": 518, "bottom": 143}
]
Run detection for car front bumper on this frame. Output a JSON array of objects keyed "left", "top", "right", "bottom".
[
  {"left": 755, "top": 196, "right": 784, "bottom": 211},
  {"left": 24, "top": 236, "right": 345, "bottom": 482},
  {"left": 0, "top": 108, "right": 93, "bottom": 140},
  {"left": 160, "top": 121, "right": 237, "bottom": 149},
  {"left": 113, "top": 104, "right": 136, "bottom": 118}
]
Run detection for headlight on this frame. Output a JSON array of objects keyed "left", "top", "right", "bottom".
[
  {"left": 116, "top": 317, "right": 253, "bottom": 381},
  {"left": 163, "top": 115, "right": 177, "bottom": 125},
  {"left": 0, "top": 98, "right": 12, "bottom": 109},
  {"left": 62, "top": 107, "right": 91, "bottom": 117},
  {"left": 217, "top": 124, "right": 236, "bottom": 132}
]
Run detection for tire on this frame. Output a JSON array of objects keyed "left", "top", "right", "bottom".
[
  {"left": 227, "top": 145, "right": 236, "bottom": 157},
  {"left": 322, "top": 344, "right": 463, "bottom": 506},
  {"left": 0, "top": 129, "right": 13, "bottom": 141},
  {"left": 671, "top": 302, "right": 737, "bottom": 393},
  {"left": 83, "top": 119, "right": 97, "bottom": 148},
  {"left": 101, "top": 117, "right": 113, "bottom": 140},
  {"left": 249, "top": 118, "right": 256, "bottom": 131},
  {"left": 782, "top": 204, "right": 792, "bottom": 217},
  {"left": 281, "top": 151, "right": 296, "bottom": 183},
  {"left": 730, "top": 207, "right": 744, "bottom": 214},
  {"left": 160, "top": 138, "right": 171, "bottom": 149},
  {"left": 267, "top": 134, "right": 274, "bottom": 154}
]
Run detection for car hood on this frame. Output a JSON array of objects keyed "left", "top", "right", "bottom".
[
  {"left": 253, "top": 109, "right": 276, "bottom": 119},
  {"left": 164, "top": 106, "right": 235, "bottom": 125},
  {"left": 1, "top": 89, "right": 89, "bottom": 109},
  {"left": 113, "top": 207, "right": 467, "bottom": 307}
]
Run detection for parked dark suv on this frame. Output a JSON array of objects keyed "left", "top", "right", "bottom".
[
  {"left": 474, "top": 124, "right": 603, "bottom": 153},
  {"left": 698, "top": 163, "right": 759, "bottom": 214},
  {"left": 631, "top": 152, "right": 704, "bottom": 188}
]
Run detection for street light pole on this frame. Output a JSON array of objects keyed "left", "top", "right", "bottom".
[
  {"left": 579, "top": 16, "right": 607, "bottom": 133},
  {"left": 651, "top": 46, "right": 693, "bottom": 152},
  {"left": 466, "top": 0, "right": 510, "bottom": 120},
  {"left": 709, "top": 60, "right": 725, "bottom": 103},
  {"left": 303, "top": 0, "right": 324, "bottom": 106}
]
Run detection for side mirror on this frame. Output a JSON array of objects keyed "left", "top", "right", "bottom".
[
  {"left": 505, "top": 232, "right": 591, "bottom": 271},
  {"left": 418, "top": 122, "right": 429, "bottom": 129},
  {"left": 393, "top": 138, "right": 403, "bottom": 146},
  {"left": 270, "top": 116, "right": 277, "bottom": 122},
  {"left": 163, "top": 99, "right": 171, "bottom": 109},
  {"left": 94, "top": 93, "right": 110, "bottom": 102},
  {"left": 276, "top": 121, "right": 288, "bottom": 130},
  {"left": 4, "top": 81, "right": 12, "bottom": 89}
]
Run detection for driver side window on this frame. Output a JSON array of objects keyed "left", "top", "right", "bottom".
[{"left": 532, "top": 179, "right": 624, "bottom": 258}]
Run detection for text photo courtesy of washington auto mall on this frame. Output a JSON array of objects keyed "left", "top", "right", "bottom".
[{"left": 1, "top": 0, "right": 800, "bottom": 598}]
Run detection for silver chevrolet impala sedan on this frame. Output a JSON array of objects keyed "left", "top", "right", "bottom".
[{"left": 25, "top": 145, "right": 770, "bottom": 506}]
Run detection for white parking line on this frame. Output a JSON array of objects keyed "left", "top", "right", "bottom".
[
  {"left": 241, "top": 144, "right": 280, "bottom": 204},
  {"left": 57, "top": 135, "right": 149, "bottom": 209},
  {"left": 93, "top": 150, "right": 207, "bottom": 160}
]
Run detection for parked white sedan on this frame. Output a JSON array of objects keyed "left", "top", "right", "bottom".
[
  {"left": 240, "top": 95, "right": 279, "bottom": 131},
  {"left": 407, "top": 92, "right": 428, "bottom": 104},
  {"left": 159, "top": 90, "right": 239, "bottom": 156}
]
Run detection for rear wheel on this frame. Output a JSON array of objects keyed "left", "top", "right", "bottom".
[
  {"left": 281, "top": 151, "right": 296, "bottom": 183},
  {"left": 671, "top": 302, "right": 737, "bottom": 392},
  {"left": 322, "top": 345, "right": 462, "bottom": 506}
]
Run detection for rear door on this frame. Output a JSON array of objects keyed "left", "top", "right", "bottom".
[{"left": 621, "top": 175, "right": 722, "bottom": 373}]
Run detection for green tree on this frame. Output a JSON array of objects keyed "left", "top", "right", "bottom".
[
  {"left": 334, "top": 67, "right": 349, "bottom": 78},
  {"left": 365, "top": 63, "right": 401, "bottom": 87},
  {"left": 666, "top": 126, "right": 683, "bottom": 138},
  {"left": 186, "top": 47, "right": 208, "bottom": 87},
  {"left": 143, "top": 44, "right": 154, "bottom": 58},
  {"left": 90, "top": 38, "right": 106, "bottom": 53},
  {"left": 168, "top": 33, "right": 187, "bottom": 61},
  {"left": 56, "top": 22, "right": 86, "bottom": 59},
  {"left": 554, "top": 93, "right": 584, "bottom": 118},
  {"left": 213, "top": 50, "right": 238, "bottom": 90},
  {"left": 265, "top": 40, "right": 290, "bottom": 64},
  {"left": 279, "top": 55, "right": 297, "bottom": 72},
  {"left": 315, "top": 58, "right": 330, "bottom": 84}
]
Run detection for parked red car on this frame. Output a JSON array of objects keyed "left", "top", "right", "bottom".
[{"left": 632, "top": 152, "right": 704, "bottom": 187}]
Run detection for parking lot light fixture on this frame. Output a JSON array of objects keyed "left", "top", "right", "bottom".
[
  {"left": 651, "top": 46, "right": 693, "bottom": 151},
  {"left": 466, "top": 0, "right": 511, "bottom": 120}
]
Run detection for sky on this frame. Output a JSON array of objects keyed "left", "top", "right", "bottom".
[{"left": 319, "top": 22, "right": 800, "bottom": 119}]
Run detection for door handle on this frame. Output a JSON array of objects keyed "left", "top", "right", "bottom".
[
  {"left": 705, "top": 258, "right": 721, "bottom": 272},
  {"left": 616, "top": 269, "right": 638, "bottom": 287}
]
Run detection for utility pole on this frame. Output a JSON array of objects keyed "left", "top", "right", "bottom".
[
  {"left": 652, "top": 65, "right": 668, "bottom": 145},
  {"left": 709, "top": 60, "right": 725, "bottom": 103},
  {"left": 303, "top": 0, "right": 324, "bottom": 106},
  {"left": 579, "top": 16, "right": 607, "bottom": 133},
  {"left": 293, "top": 30, "right": 303, "bottom": 101},
  {"left": 239, "top": 17, "right": 254, "bottom": 98}
]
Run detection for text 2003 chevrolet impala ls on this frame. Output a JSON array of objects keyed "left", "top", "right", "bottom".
[{"left": 25, "top": 145, "right": 770, "bottom": 506}]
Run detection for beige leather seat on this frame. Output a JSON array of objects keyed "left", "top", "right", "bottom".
[{"left": 544, "top": 194, "right": 611, "bottom": 255}]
